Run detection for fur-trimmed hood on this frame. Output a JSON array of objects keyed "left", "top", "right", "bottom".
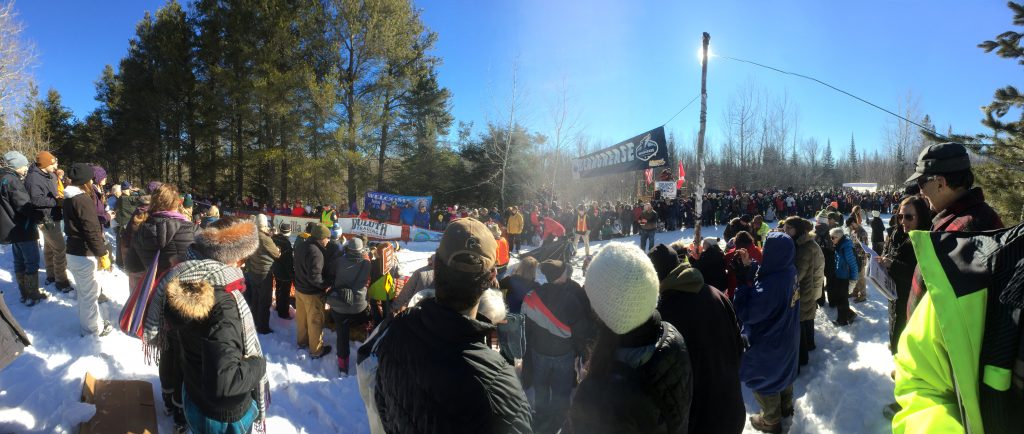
[
  {"left": 193, "top": 220, "right": 259, "bottom": 264},
  {"left": 167, "top": 279, "right": 216, "bottom": 321}
]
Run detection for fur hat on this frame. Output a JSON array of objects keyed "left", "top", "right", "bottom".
[
  {"left": 647, "top": 244, "right": 680, "bottom": 281},
  {"left": 3, "top": 151, "right": 28, "bottom": 170},
  {"left": 194, "top": 219, "right": 260, "bottom": 264},
  {"left": 584, "top": 242, "right": 659, "bottom": 335},
  {"left": 872, "top": 210, "right": 880, "bottom": 218}
]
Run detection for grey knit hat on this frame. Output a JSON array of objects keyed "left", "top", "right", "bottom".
[{"left": 3, "top": 151, "right": 28, "bottom": 170}]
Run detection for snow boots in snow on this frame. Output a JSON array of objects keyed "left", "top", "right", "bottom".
[
  {"left": 311, "top": 345, "right": 333, "bottom": 360},
  {"left": 15, "top": 272, "right": 27, "bottom": 304},
  {"left": 750, "top": 414, "right": 782, "bottom": 434},
  {"left": 22, "top": 274, "right": 46, "bottom": 307}
]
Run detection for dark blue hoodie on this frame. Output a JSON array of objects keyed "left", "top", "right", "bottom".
[{"left": 734, "top": 231, "right": 800, "bottom": 394}]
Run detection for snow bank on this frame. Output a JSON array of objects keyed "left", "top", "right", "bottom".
[{"left": 0, "top": 222, "right": 895, "bottom": 433}]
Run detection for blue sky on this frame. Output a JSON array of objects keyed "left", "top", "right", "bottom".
[{"left": 14, "top": 0, "right": 1019, "bottom": 156}]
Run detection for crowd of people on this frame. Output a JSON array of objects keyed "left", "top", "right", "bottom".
[{"left": 0, "top": 140, "right": 1021, "bottom": 434}]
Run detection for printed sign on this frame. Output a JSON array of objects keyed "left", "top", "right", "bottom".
[
  {"left": 363, "top": 192, "right": 432, "bottom": 214},
  {"left": 410, "top": 227, "right": 444, "bottom": 242},
  {"left": 863, "top": 244, "right": 897, "bottom": 301},
  {"left": 346, "top": 218, "right": 405, "bottom": 240},
  {"left": 571, "top": 126, "right": 668, "bottom": 179},
  {"left": 655, "top": 181, "right": 677, "bottom": 198}
]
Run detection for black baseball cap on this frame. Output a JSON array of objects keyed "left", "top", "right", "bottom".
[{"left": 904, "top": 143, "right": 971, "bottom": 186}]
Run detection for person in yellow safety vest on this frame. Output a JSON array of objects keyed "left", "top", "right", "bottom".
[
  {"left": 573, "top": 205, "right": 593, "bottom": 257},
  {"left": 893, "top": 224, "right": 1024, "bottom": 434},
  {"left": 322, "top": 205, "right": 337, "bottom": 226}
]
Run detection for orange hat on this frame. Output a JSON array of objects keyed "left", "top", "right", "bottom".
[{"left": 36, "top": 151, "right": 56, "bottom": 167}]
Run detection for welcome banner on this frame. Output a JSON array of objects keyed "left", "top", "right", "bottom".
[
  {"left": 363, "top": 192, "right": 432, "bottom": 213},
  {"left": 270, "top": 215, "right": 405, "bottom": 240}
]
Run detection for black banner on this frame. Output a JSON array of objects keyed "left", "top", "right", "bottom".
[{"left": 571, "top": 126, "right": 668, "bottom": 178}]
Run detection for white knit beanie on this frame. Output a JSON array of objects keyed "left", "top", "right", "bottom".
[{"left": 584, "top": 242, "right": 659, "bottom": 335}]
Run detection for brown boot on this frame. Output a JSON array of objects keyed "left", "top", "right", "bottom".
[
  {"left": 750, "top": 414, "right": 782, "bottom": 434},
  {"left": 24, "top": 273, "right": 45, "bottom": 306}
]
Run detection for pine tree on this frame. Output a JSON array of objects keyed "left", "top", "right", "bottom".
[
  {"left": 42, "top": 89, "right": 75, "bottom": 160},
  {"left": 848, "top": 133, "right": 859, "bottom": 181},
  {"left": 822, "top": 139, "right": 836, "bottom": 186}
]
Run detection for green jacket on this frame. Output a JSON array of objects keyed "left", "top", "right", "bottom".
[{"left": 894, "top": 226, "right": 1024, "bottom": 434}]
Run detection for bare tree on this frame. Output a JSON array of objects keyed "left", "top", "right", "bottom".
[
  {"left": 0, "top": 1, "right": 33, "bottom": 121},
  {"left": 547, "top": 76, "right": 581, "bottom": 202},
  {"left": 884, "top": 92, "right": 923, "bottom": 185}
]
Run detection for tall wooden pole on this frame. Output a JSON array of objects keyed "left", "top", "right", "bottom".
[{"left": 693, "top": 32, "right": 710, "bottom": 245}]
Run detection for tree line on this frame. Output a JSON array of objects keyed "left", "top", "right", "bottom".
[{"left": 0, "top": 0, "right": 1019, "bottom": 223}]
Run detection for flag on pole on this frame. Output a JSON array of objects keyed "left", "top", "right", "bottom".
[
  {"left": 644, "top": 168, "right": 653, "bottom": 185},
  {"left": 677, "top": 160, "right": 686, "bottom": 189}
]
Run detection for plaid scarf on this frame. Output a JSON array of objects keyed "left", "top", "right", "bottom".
[{"left": 143, "top": 259, "right": 270, "bottom": 432}]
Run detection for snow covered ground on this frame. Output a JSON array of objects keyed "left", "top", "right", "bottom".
[{"left": 0, "top": 221, "right": 895, "bottom": 433}]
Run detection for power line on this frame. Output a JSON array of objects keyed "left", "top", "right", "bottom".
[
  {"left": 663, "top": 94, "right": 700, "bottom": 127},
  {"left": 718, "top": 56, "right": 938, "bottom": 135},
  {"left": 718, "top": 55, "right": 1024, "bottom": 172}
]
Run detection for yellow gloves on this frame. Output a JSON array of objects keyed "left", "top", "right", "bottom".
[{"left": 97, "top": 254, "right": 112, "bottom": 272}]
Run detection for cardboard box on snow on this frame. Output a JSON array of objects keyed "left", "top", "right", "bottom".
[{"left": 80, "top": 372, "right": 158, "bottom": 434}]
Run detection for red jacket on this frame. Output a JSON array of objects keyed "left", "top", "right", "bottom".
[
  {"left": 723, "top": 245, "right": 762, "bottom": 299},
  {"left": 291, "top": 206, "right": 305, "bottom": 217},
  {"left": 542, "top": 217, "right": 566, "bottom": 239},
  {"left": 907, "top": 187, "right": 1004, "bottom": 315}
]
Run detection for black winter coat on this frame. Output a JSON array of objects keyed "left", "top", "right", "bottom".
[
  {"left": 870, "top": 217, "right": 885, "bottom": 244},
  {"left": 126, "top": 215, "right": 197, "bottom": 275},
  {"left": 657, "top": 265, "right": 745, "bottom": 434},
  {"left": 23, "top": 165, "right": 61, "bottom": 222},
  {"left": 62, "top": 186, "right": 107, "bottom": 257},
  {"left": 271, "top": 234, "right": 294, "bottom": 281},
  {"left": 522, "top": 281, "right": 595, "bottom": 358},
  {"left": 0, "top": 168, "right": 36, "bottom": 243},
  {"left": 373, "top": 298, "right": 532, "bottom": 434},
  {"left": 165, "top": 276, "right": 266, "bottom": 422},
  {"left": 294, "top": 240, "right": 329, "bottom": 295},
  {"left": 692, "top": 245, "right": 728, "bottom": 293},
  {"left": 568, "top": 316, "right": 693, "bottom": 434}
]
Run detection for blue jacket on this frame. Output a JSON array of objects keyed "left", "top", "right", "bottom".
[
  {"left": 834, "top": 236, "right": 860, "bottom": 281},
  {"left": 399, "top": 207, "right": 416, "bottom": 225},
  {"left": 734, "top": 231, "right": 800, "bottom": 394},
  {"left": 413, "top": 211, "right": 430, "bottom": 228}
]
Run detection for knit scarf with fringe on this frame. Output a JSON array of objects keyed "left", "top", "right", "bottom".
[{"left": 143, "top": 258, "right": 270, "bottom": 432}]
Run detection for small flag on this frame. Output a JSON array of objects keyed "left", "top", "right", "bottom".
[
  {"left": 677, "top": 160, "right": 686, "bottom": 189},
  {"left": 644, "top": 168, "right": 653, "bottom": 185}
]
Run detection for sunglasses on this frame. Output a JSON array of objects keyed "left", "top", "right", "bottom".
[{"left": 916, "top": 175, "right": 938, "bottom": 188}]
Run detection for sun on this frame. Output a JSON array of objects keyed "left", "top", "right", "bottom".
[{"left": 697, "top": 46, "right": 714, "bottom": 64}]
